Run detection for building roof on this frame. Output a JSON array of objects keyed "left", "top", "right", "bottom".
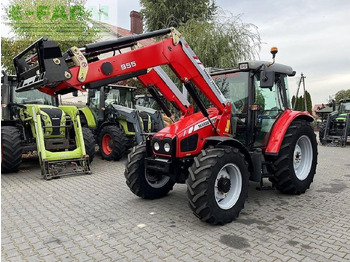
[
  {"left": 97, "top": 22, "right": 156, "bottom": 47},
  {"left": 316, "top": 107, "right": 333, "bottom": 113}
]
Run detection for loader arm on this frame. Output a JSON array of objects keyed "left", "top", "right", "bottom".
[{"left": 14, "top": 28, "right": 231, "bottom": 136}]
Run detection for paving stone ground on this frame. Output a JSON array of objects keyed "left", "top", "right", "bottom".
[{"left": 2, "top": 135, "right": 350, "bottom": 261}]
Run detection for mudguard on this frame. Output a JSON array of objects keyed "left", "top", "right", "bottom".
[
  {"left": 79, "top": 107, "right": 97, "bottom": 128},
  {"left": 265, "top": 109, "right": 314, "bottom": 155}
]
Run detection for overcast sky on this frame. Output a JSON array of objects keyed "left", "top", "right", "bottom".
[
  {"left": 2, "top": 0, "right": 349, "bottom": 104},
  {"left": 99, "top": 0, "right": 350, "bottom": 105}
]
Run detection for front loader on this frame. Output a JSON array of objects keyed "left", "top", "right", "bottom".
[
  {"left": 1, "top": 74, "right": 95, "bottom": 179},
  {"left": 79, "top": 84, "right": 165, "bottom": 160},
  {"left": 14, "top": 28, "right": 317, "bottom": 224}
]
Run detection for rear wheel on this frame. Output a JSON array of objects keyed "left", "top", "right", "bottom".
[
  {"left": 1, "top": 126, "right": 23, "bottom": 173},
  {"left": 98, "top": 125, "right": 126, "bottom": 161},
  {"left": 269, "top": 120, "right": 317, "bottom": 194},
  {"left": 82, "top": 127, "right": 95, "bottom": 163},
  {"left": 187, "top": 147, "right": 249, "bottom": 225},
  {"left": 124, "top": 143, "right": 175, "bottom": 199}
]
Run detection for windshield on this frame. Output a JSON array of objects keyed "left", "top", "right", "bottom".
[
  {"left": 213, "top": 72, "right": 249, "bottom": 113},
  {"left": 339, "top": 102, "right": 350, "bottom": 113},
  {"left": 105, "top": 88, "right": 134, "bottom": 108},
  {"left": 12, "top": 89, "right": 57, "bottom": 105}
]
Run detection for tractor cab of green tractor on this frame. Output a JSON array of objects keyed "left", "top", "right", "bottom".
[
  {"left": 338, "top": 99, "right": 350, "bottom": 115},
  {"left": 210, "top": 57, "right": 296, "bottom": 149},
  {"left": 80, "top": 84, "right": 159, "bottom": 161}
]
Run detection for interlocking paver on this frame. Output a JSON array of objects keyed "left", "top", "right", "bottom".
[{"left": 2, "top": 139, "right": 350, "bottom": 261}]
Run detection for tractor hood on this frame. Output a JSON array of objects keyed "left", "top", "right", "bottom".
[
  {"left": 152, "top": 108, "right": 220, "bottom": 158},
  {"left": 24, "top": 104, "right": 66, "bottom": 137}
]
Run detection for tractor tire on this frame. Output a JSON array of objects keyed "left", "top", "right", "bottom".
[
  {"left": 187, "top": 147, "right": 249, "bottom": 225},
  {"left": 98, "top": 125, "right": 126, "bottom": 161},
  {"left": 124, "top": 143, "right": 175, "bottom": 199},
  {"left": 318, "top": 122, "right": 327, "bottom": 145},
  {"left": 269, "top": 120, "right": 317, "bottom": 194},
  {"left": 82, "top": 127, "right": 95, "bottom": 163},
  {"left": 1, "top": 126, "right": 23, "bottom": 173}
]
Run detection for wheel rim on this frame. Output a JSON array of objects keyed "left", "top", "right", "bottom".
[
  {"left": 215, "top": 163, "right": 242, "bottom": 210},
  {"left": 145, "top": 170, "right": 170, "bottom": 188},
  {"left": 293, "top": 135, "right": 313, "bottom": 180},
  {"left": 102, "top": 133, "right": 113, "bottom": 155}
]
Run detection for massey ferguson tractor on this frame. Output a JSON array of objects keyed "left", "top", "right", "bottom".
[{"left": 13, "top": 28, "right": 317, "bottom": 224}]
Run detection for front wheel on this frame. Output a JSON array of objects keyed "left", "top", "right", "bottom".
[
  {"left": 124, "top": 143, "right": 175, "bottom": 199},
  {"left": 98, "top": 125, "right": 126, "bottom": 161},
  {"left": 1, "top": 126, "right": 23, "bottom": 173},
  {"left": 187, "top": 147, "right": 249, "bottom": 225},
  {"left": 269, "top": 120, "right": 318, "bottom": 194}
]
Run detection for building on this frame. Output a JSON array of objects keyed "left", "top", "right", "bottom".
[{"left": 62, "top": 11, "right": 151, "bottom": 105}]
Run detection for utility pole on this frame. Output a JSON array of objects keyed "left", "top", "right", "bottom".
[{"left": 293, "top": 73, "right": 307, "bottom": 111}]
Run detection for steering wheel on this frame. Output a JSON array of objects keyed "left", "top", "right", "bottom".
[{"left": 232, "top": 99, "right": 245, "bottom": 113}]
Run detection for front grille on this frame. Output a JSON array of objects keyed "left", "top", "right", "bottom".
[
  {"left": 180, "top": 134, "right": 198, "bottom": 152},
  {"left": 127, "top": 122, "right": 135, "bottom": 132},
  {"left": 40, "top": 108, "right": 63, "bottom": 135}
]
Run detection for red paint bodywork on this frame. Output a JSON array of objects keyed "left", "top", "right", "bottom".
[
  {"left": 265, "top": 109, "right": 313, "bottom": 154},
  {"left": 153, "top": 108, "right": 223, "bottom": 158}
]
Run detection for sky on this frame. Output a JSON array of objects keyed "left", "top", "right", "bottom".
[{"left": 2, "top": 0, "right": 350, "bottom": 104}]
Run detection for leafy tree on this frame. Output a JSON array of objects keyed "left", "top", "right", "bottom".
[
  {"left": 178, "top": 17, "right": 260, "bottom": 68},
  {"left": 141, "top": 1, "right": 260, "bottom": 68},
  {"left": 334, "top": 89, "right": 350, "bottom": 103},
  {"left": 140, "top": 0, "right": 217, "bottom": 31},
  {"left": 2, "top": 0, "right": 99, "bottom": 73}
]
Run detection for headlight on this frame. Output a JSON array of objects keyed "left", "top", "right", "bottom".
[
  {"left": 164, "top": 143, "right": 170, "bottom": 152},
  {"left": 46, "top": 121, "right": 50, "bottom": 126},
  {"left": 42, "top": 115, "right": 47, "bottom": 120},
  {"left": 154, "top": 142, "right": 160, "bottom": 151}
]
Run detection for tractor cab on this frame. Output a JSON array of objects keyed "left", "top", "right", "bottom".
[
  {"left": 210, "top": 60, "right": 295, "bottom": 149},
  {"left": 338, "top": 99, "right": 350, "bottom": 114},
  {"left": 87, "top": 84, "right": 136, "bottom": 121}
]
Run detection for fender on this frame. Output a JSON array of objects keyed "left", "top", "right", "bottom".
[
  {"left": 204, "top": 136, "right": 253, "bottom": 173},
  {"left": 79, "top": 107, "right": 96, "bottom": 128},
  {"left": 265, "top": 109, "right": 313, "bottom": 155}
]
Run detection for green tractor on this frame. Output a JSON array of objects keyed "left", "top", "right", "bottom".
[
  {"left": 79, "top": 84, "right": 165, "bottom": 161},
  {"left": 319, "top": 99, "right": 350, "bottom": 146},
  {"left": 1, "top": 73, "right": 96, "bottom": 179}
]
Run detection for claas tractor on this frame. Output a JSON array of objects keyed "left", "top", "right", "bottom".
[
  {"left": 79, "top": 84, "right": 165, "bottom": 160},
  {"left": 319, "top": 99, "right": 350, "bottom": 146},
  {"left": 1, "top": 73, "right": 95, "bottom": 179},
  {"left": 14, "top": 28, "right": 317, "bottom": 224}
]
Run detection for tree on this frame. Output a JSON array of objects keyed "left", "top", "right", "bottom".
[
  {"left": 2, "top": 0, "right": 99, "bottom": 73},
  {"left": 141, "top": 2, "right": 260, "bottom": 68},
  {"left": 292, "top": 93, "right": 312, "bottom": 113},
  {"left": 305, "top": 91, "right": 312, "bottom": 115},
  {"left": 334, "top": 89, "right": 350, "bottom": 103},
  {"left": 140, "top": 0, "right": 217, "bottom": 31},
  {"left": 178, "top": 17, "right": 260, "bottom": 68}
]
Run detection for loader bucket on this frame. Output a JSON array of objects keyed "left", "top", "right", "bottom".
[{"left": 13, "top": 37, "right": 70, "bottom": 92}]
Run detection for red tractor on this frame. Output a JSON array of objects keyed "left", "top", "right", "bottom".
[{"left": 14, "top": 28, "right": 317, "bottom": 225}]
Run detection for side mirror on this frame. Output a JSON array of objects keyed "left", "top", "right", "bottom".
[
  {"left": 260, "top": 71, "right": 275, "bottom": 88},
  {"left": 72, "top": 90, "right": 78, "bottom": 97}
]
